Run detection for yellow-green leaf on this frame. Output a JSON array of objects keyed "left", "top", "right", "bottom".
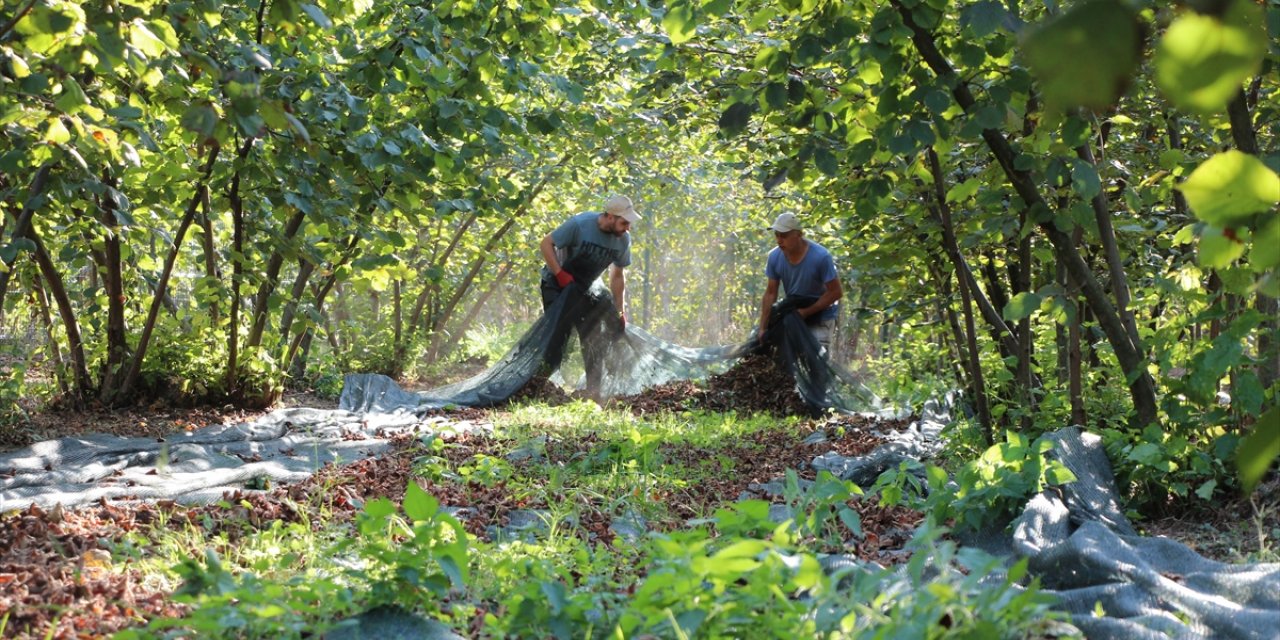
[
  {"left": 6, "top": 50, "right": 31, "bottom": 78},
  {"left": 146, "top": 19, "right": 181, "bottom": 49},
  {"left": 1179, "top": 151, "right": 1280, "bottom": 226},
  {"left": 44, "top": 118, "right": 71, "bottom": 144},
  {"left": 129, "top": 21, "right": 170, "bottom": 58},
  {"left": 1197, "top": 226, "right": 1247, "bottom": 268},
  {"left": 662, "top": 0, "right": 698, "bottom": 45},
  {"left": 55, "top": 77, "right": 88, "bottom": 114},
  {"left": 1155, "top": 0, "right": 1267, "bottom": 115}
]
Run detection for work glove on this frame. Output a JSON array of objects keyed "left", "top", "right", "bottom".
[{"left": 555, "top": 269, "right": 575, "bottom": 288}]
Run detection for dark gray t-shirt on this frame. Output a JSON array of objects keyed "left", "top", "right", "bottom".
[{"left": 542, "top": 212, "right": 632, "bottom": 284}]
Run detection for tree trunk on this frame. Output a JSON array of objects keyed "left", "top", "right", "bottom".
[
  {"left": 244, "top": 209, "right": 307, "bottom": 351},
  {"left": 1062, "top": 228, "right": 1087, "bottom": 425},
  {"left": 224, "top": 138, "right": 256, "bottom": 394},
  {"left": 1014, "top": 210, "right": 1036, "bottom": 428},
  {"left": 1076, "top": 141, "right": 1141, "bottom": 351},
  {"left": 98, "top": 172, "right": 130, "bottom": 404},
  {"left": 1164, "top": 113, "right": 1190, "bottom": 217},
  {"left": 285, "top": 270, "right": 345, "bottom": 374},
  {"left": 897, "top": 3, "right": 1158, "bottom": 429},
  {"left": 120, "top": 146, "right": 221, "bottom": 399},
  {"left": 31, "top": 276, "right": 69, "bottom": 395},
  {"left": 423, "top": 162, "right": 565, "bottom": 357},
  {"left": 1226, "top": 89, "right": 1277, "bottom": 395},
  {"left": 199, "top": 186, "right": 221, "bottom": 324},
  {"left": 278, "top": 259, "right": 316, "bottom": 346},
  {"left": 930, "top": 262, "right": 972, "bottom": 393},
  {"left": 408, "top": 210, "right": 479, "bottom": 337},
  {"left": 0, "top": 163, "right": 53, "bottom": 315},
  {"left": 927, "top": 148, "right": 993, "bottom": 443},
  {"left": 28, "top": 230, "right": 91, "bottom": 399},
  {"left": 391, "top": 280, "right": 404, "bottom": 378}
]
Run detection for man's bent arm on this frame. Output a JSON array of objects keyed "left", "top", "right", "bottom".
[
  {"left": 610, "top": 265, "right": 626, "bottom": 313},
  {"left": 799, "top": 278, "right": 843, "bottom": 319},
  {"left": 758, "top": 278, "right": 780, "bottom": 338},
  {"left": 540, "top": 235, "right": 562, "bottom": 274}
]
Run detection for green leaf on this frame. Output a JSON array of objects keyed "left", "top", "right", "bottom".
[
  {"left": 907, "top": 120, "right": 935, "bottom": 145},
  {"left": 129, "top": 21, "right": 170, "bottom": 58},
  {"left": 55, "top": 77, "right": 88, "bottom": 114},
  {"left": 1195, "top": 479, "right": 1217, "bottom": 501},
  {"left": 703, "top": 0, "right": 732, "bottom": 17},
  {"left": 1070, "top": 158, "right": 1101, "bottom": 199},
  {"left": 403, "top": 481, "right": 438, "bottom": 522},
  {"left": 814, "top": 147, "right": 838, "bottom": 177},
  {"left": 44, "top": 117, "right": 71, "bottom": 144},
  {"left": 284, "top": 113, "right": 311, "bottom": 145},
  {"left": 1128, "top": 442, "right": 1164, "bottom": 466},
  {"left": 718, "top": 102, "right": 753, "bottom": 135},
  {"left": 1237, "top": 405, "right": 1280, "bottom": 495},
  {"left": 364, "top": 497, "right": 395, "bottom": 519},
  {"left": 260, "top": 101, "right": 289, "bottom": 130},
  {"left": 712, "top": 538, "right": 767, "bottom": 559},
  {"left": 299, "top": 3, "right": 333, "bottom": 29},
  {"left": 1198, "top": 227, "right": 1246, "bottom": 268},
  {"left": 1155, "top": 0, "right": 1267, "bottom": 115},
  {"left": 946, "top": 177, "right": 982, "bottom": 203},
  {"left": 1179, "top": 151, "right": 1280, "bottom": 226},
  {"left": 1232, "top": 370, "right": 1265, "bottom": 416},
  {"left": 764, "top": 82, "right": 788, "bottom": 110},
  {"left": 961, "top": 0, "right": 1010, "bottom": 37},
  {"left": 180, "top": 104, "right": 218, "bottom": 138},
  {"left": 146, "top": 19, "right": 180, "bottom": 49},
  {"left": 923, "top": 89, "right": 951, "bottom": 115},
  {"left": 1002, "top": 292, "right": 1043, "bottom": 321},
  {"left": 662, "top": 0, "right": 698, "bottom": 45},
  {"left": 438, "top": 554, "right": 465, "bottom": 588},
  {"left": 1020, "top": 0, "right": 1141, "bottom": 111},
  {"left": 540, "top": 580, "right": 567, "bottom": 613},
  {"left": 838, "top": 507, "right": 863, "bottom": 537}
]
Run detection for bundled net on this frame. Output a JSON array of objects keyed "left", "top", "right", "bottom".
[{"left": 342, "top": 282, "right": 884, "bottom": 417}]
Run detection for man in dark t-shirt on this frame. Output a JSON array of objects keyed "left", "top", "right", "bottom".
[{"left": 538, "top": 195, "right": 641, "bottom": 398}]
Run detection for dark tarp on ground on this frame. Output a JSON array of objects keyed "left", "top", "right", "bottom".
[{"left": 815, "top": 415, "right": 1280, "bottom": 640}]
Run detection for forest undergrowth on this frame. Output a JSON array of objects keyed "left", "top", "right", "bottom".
[{"left": 1, "top": 378, "right": 1276, "bottom": 639}]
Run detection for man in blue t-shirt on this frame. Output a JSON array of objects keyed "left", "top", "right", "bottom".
[
  {"left": 757, "top": 212, "right": 843, "bottom": 350},
  {"left": 538, "top": 195, "right": 641, "bottom": 398}
]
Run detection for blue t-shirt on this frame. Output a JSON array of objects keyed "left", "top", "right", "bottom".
[
  {"left": 542, "top": 212, "right": 632, "bottom": 284},
  {"left": 766, "top": 240, "right": 840, "bottom": 322}
]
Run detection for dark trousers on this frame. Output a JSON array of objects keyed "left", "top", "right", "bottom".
[{"left": 540, "top": 280, "right": 613, "bottom": 394}]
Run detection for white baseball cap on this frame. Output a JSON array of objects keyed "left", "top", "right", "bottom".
[
  {"left": 605, "top": 195, "right": 641, "bottom": 223},
  {"left": 769, "top": 212, "right": 802, "bottom": 233}
]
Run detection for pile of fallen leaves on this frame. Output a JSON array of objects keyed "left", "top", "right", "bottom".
[
  {"left": 503, "top": 374, "right": 573, "bottom": 406},
  {"left": 0, "top": 501, "right": 185, "bottom": 639},
  {"left": 613, "top": 353, "right": 808, "bottom": 416}
]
